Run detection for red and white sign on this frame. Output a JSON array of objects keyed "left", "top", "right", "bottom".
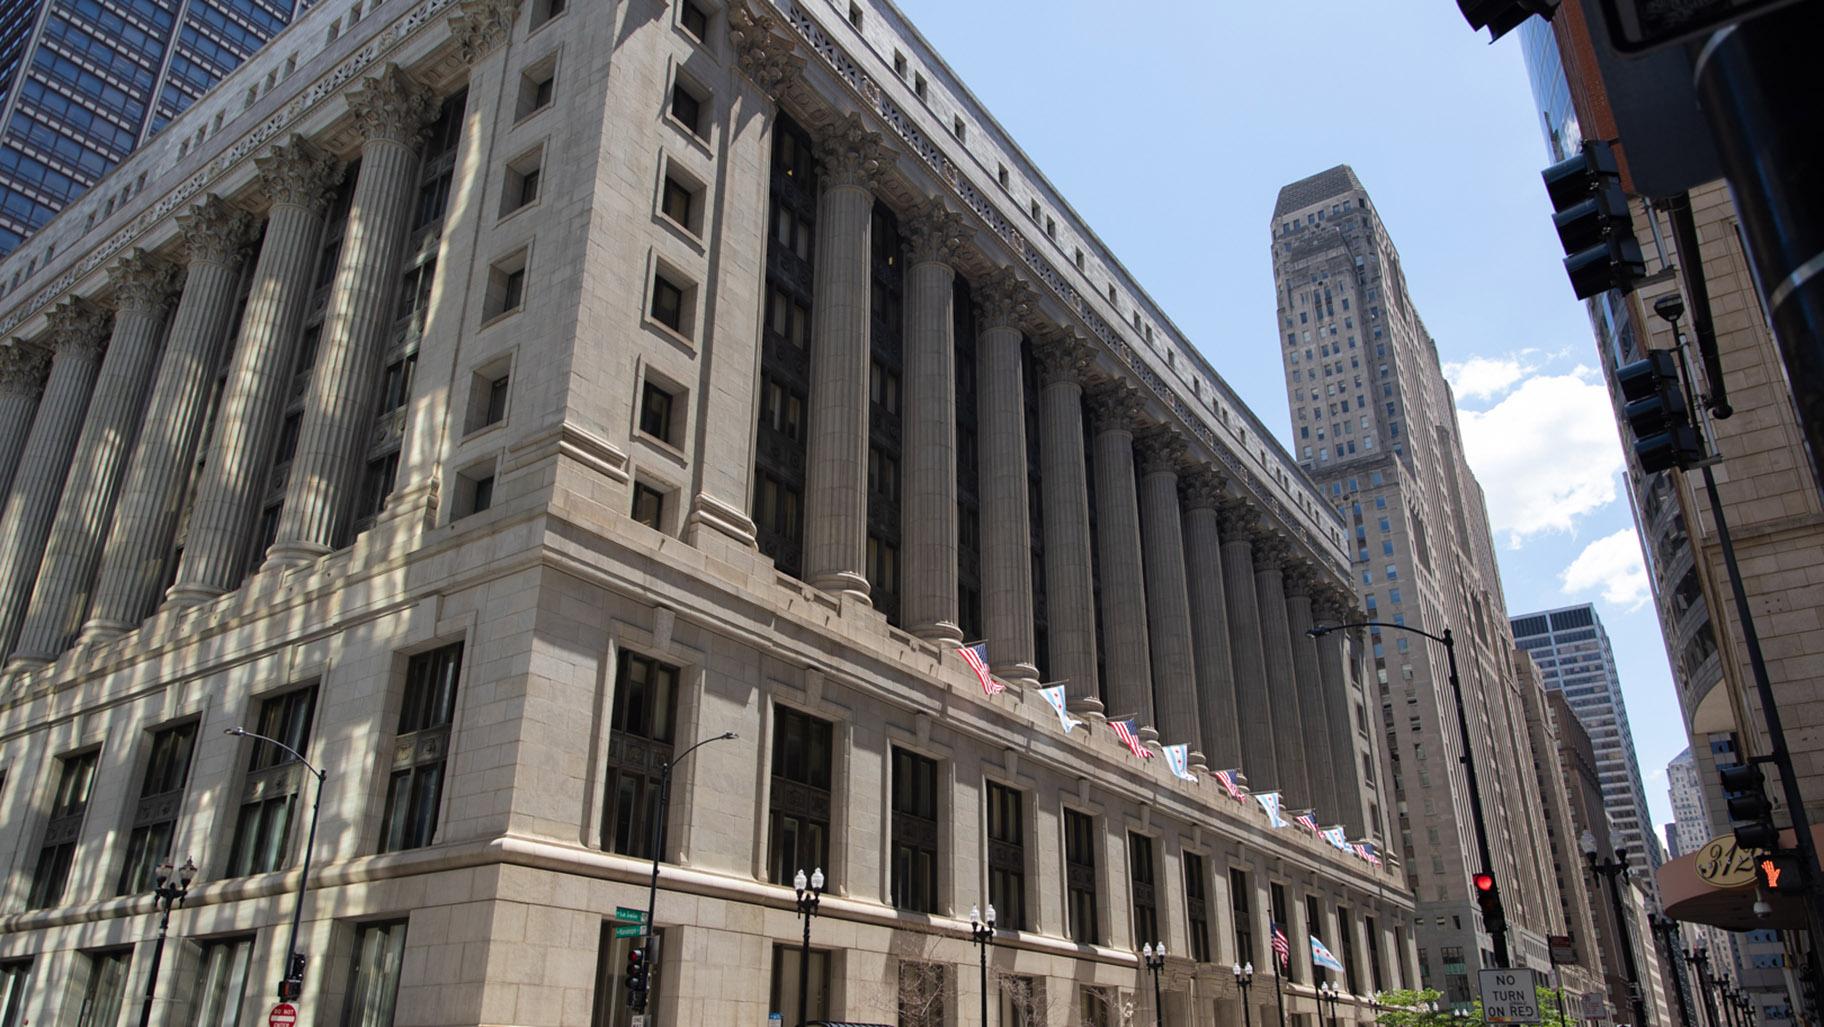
[{"left": 269, "top": 1002, "right": 298, "bottom": 1027}]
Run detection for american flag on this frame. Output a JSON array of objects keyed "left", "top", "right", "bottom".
[
  {"left": 1214, "top": 769, "right": 1247, "bottom": 802},
  {"left": 958, "top": 643, "right": 1004, "bottom": 696},
  {"left": 1110, "top": 719, "right": 1153, "bottom": 759},
  {"left": 1295, "top": 812, "right": 1321, "bottom": 834},
  {"left": 1271, "top": 921, "right": 1291, "bottom": 969},
  {"left": 1354, "top": 842, "right": 1383, "bottom": 866}
]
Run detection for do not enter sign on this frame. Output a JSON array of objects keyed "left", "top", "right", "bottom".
[{"left": 270, "top": 1002, "right": 299, "bottom": 1027}]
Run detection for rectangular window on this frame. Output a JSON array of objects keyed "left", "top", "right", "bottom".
[
  {"left": 1338, "top": 905, "right": 1361, "bottom": 994},
  {"left": 890, "top": 747, "right": 940, "bottom": 913},
  {"left": 602, "top": 652, "right": 679, "bottom": 857},
  {"left": 226, "top": 686, "right": 319, "bottom": 877},
  {"left": 985, "top": 782, "right": 1025, "bottom": 931},
  {"left": 190, "top": 936, "right": 254, "bottom": 1027},
  {"left": 30, "top": 749, "right": 99, "bottom": 907},
  {"left": 1064, "top": 810, "right": 1099, "bottom": 944},
  {"left": 1306, "top": 894, "right": 1325, "bottom": 982},
  {"left": 1271, "top": 882, "right": 1296, "bottom": 981},
  {"left": 1230, "top": 868, "right": 1254, "bottom": 967},
  {"left": 0, "top": 961, "right": 27, "bottom": 1027},
  {"left": 669, "top": 81, "right": 703, "bottom": 137},
  {"left": 639, "top": 380, "right": 676, "bottom": 443},
  {"left": 118, "top": 721, "right": 199, "bottom": 895},
  {"left": 341, "top": 920, "right": 408, "bottom": 1027},
  {"left": 378, "top": 354, "right": 416, "bottom": 415},
  {"left": 679, "top": 0, "right": 709, "bottom": 39},
  {"left": 1183, "top": 852, "right": 1210, "bottom": 962},
  {"left": 631, "top": 482, "right": 665, "bottom": 529},
  {"left": 1366, "top": 916, "right": 1386, "bottom": 993},
  {"left": 651, "top": 272, "right": 685, "bottom": 333},
  {"left": 355, "top": 451, "right": 400, "bottom": 524},
  {"left": 1129, "top": 833, "right": 1158, "bottom": 947},
  {"left": 897, "top": 962, "right": 945, "bottom": 1027},
  {"left": 379, "top": 643, "right": 462, "bottom": 853},
  {"left": 769, "top": 706, "right": 832, "bottom": 885},
  {"left": 661, "top": 175, "right": 694, "bottom": 231},
  {"left": 74, "top": 949, "right": 131, "bottom": 1027},
  {"left": 770, "top": 944, "right": 830, "bottom": 1026}
]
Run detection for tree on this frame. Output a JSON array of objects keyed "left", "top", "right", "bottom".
[{"left": 1373, "top": 984, "right": 1569, "bottom": 1027}]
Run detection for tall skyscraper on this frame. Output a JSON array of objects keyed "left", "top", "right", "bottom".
[
  {"left": 1511, "top": 603, "right": 1660, "bottom": 887},
  {"left": 1667, "top": 748, "right": 1706, "bottom": 858},
  {"left": 0, "top": 0, "right": 313, "bottom": 255},
  {"left": 1272, "top": 166, "right": 1566, "bottom": 995}
]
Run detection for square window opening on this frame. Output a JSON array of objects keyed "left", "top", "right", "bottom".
[{"left": 516, "top": 58, "right": 558, "bottom": 121}]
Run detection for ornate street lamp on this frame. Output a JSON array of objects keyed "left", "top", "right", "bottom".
[
  {"left": 793, "top": 866, "right": 825, "bottom": 1027},
  {"left": 1583, "top": 830, "right": 1652, "bottom": 1027},
  {"left": 136, "top": 857, "right": 197, "bottom": 1027},
  {"left": 1235, "top": 962, "right": 1257, "bottom": 1027},
  {"left": 1142, "top": 943, "right": 1167, "bottom": 1027},
  {"left": 970, "top": 903, "right": 996, "bottom": 1026},
  {"left": 1320, "top": 981, "right": 1344, "bottom": 1027}
]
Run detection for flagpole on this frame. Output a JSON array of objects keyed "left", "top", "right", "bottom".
[{"left": 1274, "top": 960, "right": 1290, "bottom": 1027}]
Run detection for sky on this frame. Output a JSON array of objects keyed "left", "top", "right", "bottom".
[{"left": 898, "top": 0, "right": 1685, "bottom": 840}]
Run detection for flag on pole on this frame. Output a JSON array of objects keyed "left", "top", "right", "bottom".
[
  {"left": 1163, "top": 744, "right": 1197, "bottom": 783},
  {"left": 1214, "top": 769, "right": 1248, "bottom": 802},
  {"left": 1255, "top": 791, "right": 1286, "bottom": 829},
  {"left": 1110, "top": 719, "right": 1153, "bottom": 759},
  {"left": 1311, "top": 936, "right": 1345, "bottom": 972},
  {"left": 1295, "top": 811, "right": 1321, "bottom": 835},
  {"left": 1353, "top": 841, "right": 1383, "bottom": 866},
  {"left": 957, "top": 642, "right": 1004, "bottom": 696},
  {"left": 1270, "top": 921, "right": 1291, "bottom": 969},
  {"left": 1323, "top": 826, "right": 1350, "bottom": 850},
  {"left": 1037, "top": 684, "right": 1084, "bottom": 734}
]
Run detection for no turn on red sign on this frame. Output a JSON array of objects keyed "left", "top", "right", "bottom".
[{"left": 269, "top": 1002, "right": 299, "bottom": 1027}]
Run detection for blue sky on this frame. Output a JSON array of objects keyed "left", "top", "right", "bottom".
[{"left": 899, "top": 0, "right": 1683, "bottom": 836}]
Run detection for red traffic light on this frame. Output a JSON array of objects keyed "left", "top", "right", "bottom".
[
  {"left": 1473, "top": 873, "right": 1496, "bottom": 893},
  {"left": 627, "top": 949, "right": 643, "bottom": 965}
]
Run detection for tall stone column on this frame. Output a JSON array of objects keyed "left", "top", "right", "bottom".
[
  {"left": 9, "top": 252, "right": 176, "bottom": 667},
  {"left": 975, "top": 269, "right": 1038, "bottom": 688},
  {"left": 82, "top": 197, "right": 254, "bottom": 641},
  {"left": 1218, "top": 502, "right": 1276, "bottom": 788},
  {"left": 167, "top": 137, "right": 342, "bottom": 606},
  {"left": 898, "top": 200, "right": 967, "bottom": 644},
  {"left": 1087, "top": 382, "right": 1153, "bottom": 735},
  {"left": 1316, "top": 587, "right": 1368, "bottom": 835},
  {"left": 0, "top": 345, "right": 48, "bottom": 501},
  {"left": 1182, "top": 471, "right": 1240, "bottom": 770},
  {"left": 0, "top": 302, "right": 109, "bottom": 657},
  {"left": 1283, "top": 565, "right": 1339, "bottom": 819},
  {"left": 1252, "top": 535, "right": 1312, "bottom": 807},
  {"left": 1136, "top": 428, "right": 1201, "bottom": 762},
  {"left": 1034, "top": 328, "right": 1099, "bottom": 712},
  {"left": 801, "top": 113, "right": 888, "bottom": 603},
  {"left": 264, "top": 65, "right": 433, "bottom": 568}
]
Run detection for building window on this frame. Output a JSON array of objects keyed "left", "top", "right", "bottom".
[
  {"left": 342, "top": 920, "right": 409, "bottom": 1027},
  {"left": 650, "top": 269, "right": 688, "bottom": 335},
  {"left": 631, "top": 482, "right": 666, "bottom": 529},
  {"left": 669, "top": 77, "right": 707, "bottom": 139},
  {"left": 1183, "top": 852, "right": 1210, "bottom": 962},
  {"left": 1338, "top": 905, "right": 1361, "bottom": 994},
  {"left": 847, "top": 1, "right": 862, "bottom": 27},
  {"left": 117, "top": 722, "right": 198, "bottom": 895},
  {"left": 379, "top": 643, "right": 462, "bottom": 853},
  {"left": 999, "top": 976, "right": 1043, "bottom": 1026},
  {"left": 660, "top": 172, "right": 699, "bottom": 234},
  {"left": 985, "top": 782, "right": 1025, "bottom": 932},
  {"left": 602, "top": 652, "right": 679, "bottom": 857},
  {"left": 483, "top": 252, "right": 528, "bottom": 322},
  {"left": 30, "top": 749, "right": 99, "bottom": 907},
  {"left": 1064, "top": 809, "right": 1099, "bottom": 944},
  {"left": 0, "top": 961, "right": 28, "bottom": 1027},
  {"left": 226, "top": 686, "right": 319, "bottom": 877},
  {"left": 897, "top": 962, "right": 946, "bottom": 1027},
  {"left": 74, "top": 949, "right": 131, "bottom": 1027},
  {"left": 500, "top": 147, "right": 543, "bottom": 216},
  {"left": 890, "top": 747, "right": 940, "bottom": 913},
  {"left": 770, "top": 944, "right": 831, "bottom": 1026},
  {"left": 465, "top": 365, "right": 510, "bottom": 433},
  {"left": 517, "top": 58, "right": 557, "bottom": 121},
  {"left": 529, "top": 0, "right": 566, "bottom": 29},
  {"left": 769, "top": 706, "right": 832, "bottom": 885},
  {"left": 190, "top": 936, "right": 254, "bottom": 1027},
  {"left": 1230, "top": 868, "right": 1254, "bottom": 967},
  {"left": 679, "top": 0, "right": 709, "bottom": 40},
  {"left": 639, "top": 379, "right": 677, "bottom": 444},
  {"left": 1271, "top": 883, "right": 1299, "bottom": 982},
  {"left": 378, "top": 352, "right": 416, "bottom": 413},
  {"left": 1129, "top": 833, "right": 1159, "bottom": 946},
  {"left": 952, "top": 115, "right": 966, "bottom": 141},
  {"left": 453, "top": 463, "right": 495, "bottom": 519}
]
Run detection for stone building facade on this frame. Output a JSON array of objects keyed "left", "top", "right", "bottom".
[{"left": 0, "top": 0, "right": 1416, "bottom": 1025}]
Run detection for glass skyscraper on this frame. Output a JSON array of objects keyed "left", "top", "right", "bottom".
[{"left": 0, "top": 0, "right": 309, "bottom": 255}]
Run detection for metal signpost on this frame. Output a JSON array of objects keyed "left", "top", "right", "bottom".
[{"left": 1482, "top": 968, "right": 1544, "bottom": 1025}]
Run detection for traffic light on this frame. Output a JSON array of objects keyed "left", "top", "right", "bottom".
[
  {"left": 1473, "top": 873, "right": 1506, "bottom": 934},
  {"left": 1616, "top": 350, "right": 1705, "bottom": 472},
  {"left": 625, "top": 946, "right": 649, "bottom": 1012},
  {"left": 278, "top": 952, "right": 307, "bottom": 1002},
  {"left": 1542, "top": 140, "right": 1646, "bottom": 299},
  {"left": 1757, "top": 853, "right": 1804, "bottom": 893},
  {"left": 1720, "top": 762, "right": 1781, "bottom": 851},
  {"left": 1457, "top": 0, "right": 1558, "bottom": 41}
]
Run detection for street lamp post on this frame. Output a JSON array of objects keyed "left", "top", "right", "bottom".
[
  {"left": 1583, "top": 830, "right": 1652, "bottom": 1027},
  {"left": 970, "top": 904, "right": 996, "bottom": 1026},
  {"left": 1688, "top": 945, "right": 1722, "bottom": 1027},
  {"left": 1235, "top": 962, "right": 1256, "bottom": 1027},
  {"left": 1737, "top": 990, "right": 1756, "bottom": 1027},
  {"left": 1648, "top": 913, "right": 1697, "bottom": 1027},
  {"left": 793, "top": 866, "right": 825, "bottom": 1027},
  {"left": 225, "top": 726, "right": 324, "bottom": 1002},
  {"left": 1721, "top": 983, "right": 1743, "bottom": 1027},
  {"left": 136, "top": 857, "right": 197, "bottom": 1027},
  {"left": 1311, "top": 620, "right": 1507, "bottom": 967},
  {"left": 635, "top": 731, "right": 736, "bottom": 1020},
  {"left": 1319, "top": 981, "right": 1343, "bottom": 1027},
  {"left": 1142, "top": 943, "right": 1166, "bottom": 1027}
]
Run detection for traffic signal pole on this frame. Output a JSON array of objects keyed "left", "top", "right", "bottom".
[{"left": 1441, "top": 628, "right": 1510, "bottom": 969}]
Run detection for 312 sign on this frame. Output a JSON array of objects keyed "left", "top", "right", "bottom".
[{"left": 1694, "top": 835, "right": 1761, "bottom": 889}]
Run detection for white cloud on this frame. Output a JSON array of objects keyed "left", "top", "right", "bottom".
[
  {"left": 1560, "top": 528, "right": 1653, "bottom": 610},
  {"left": 1444, "top": 354, "right": 1534, "bottom": 401},
  {"left": 1456, "top": 368, "right": 1624, "bottom": 544}
]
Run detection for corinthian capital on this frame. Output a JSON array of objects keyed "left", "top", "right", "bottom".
[
  {"left": 1033, "top": 325, "right": 1095, "bottom": 387},
  {"left": 1216, "top": 498, "right": 1261, "bottom": 541},
  {"left": 107, "top": 250, "right": 178, "bottom": 317},
  {"left": 815, "top": 112, "right": 892, "bottom": 190},
  {"left": 1313, "top": 585, "right": 1359, "bottom": 624},
  {"left": 1085, "top": 380, "right": 1143, "bottom": 435},
  {"left": 728, "top": 1, "right": 804, "bottom": 92},
  {"left": 346, "top": 64, "right": 435, "bottom": 148},
  {"left": 43, "top": 298, "right": 110, "bottom": 360},
  {"left": 976, "top": 267, "right": 1033, "bottom": 332},
  {"left": 177, "top": 196, "right": 254, "bottom": 266},
  {"left": 1282, "top": 561, "right": 1315, "bottom": 599},
  {"left": 902, "top": 198, "right": 968, "bottom": 267},
  {"left": 450, "top": 0, "right": 522, "bottom": 64},
  {"left": 1252, "top": 533, "right": 1291, "bottom": 572},
  {"left": 0, "top": 344, "right": 48, "bottom": 397},
  {"left": 1136, "top": 426, "right": 1187, "bottom": 476},
  {"left": 1180, "top": 467, "right": 1228, "bottom": 511},
  {"left": 256, "top": 135, "right": 344, "bottom": 214}
]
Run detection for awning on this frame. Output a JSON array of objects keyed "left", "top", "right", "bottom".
[{"left": 1657, "top": 825, "right": 1822, "bottom": 930}]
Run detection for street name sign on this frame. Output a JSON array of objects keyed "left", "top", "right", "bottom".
[
  {"left": 269, "top": 1003, "right": 299, "bottom": 1027},
  {"left": 1480, "top": 968, "right": 1542, "bottom": 1024},
  {"left": 614, "top": 906, "right": 649, "bottom": 923},
  {"left": 613, "top": 924, "right": 648, "bottom": 940}
]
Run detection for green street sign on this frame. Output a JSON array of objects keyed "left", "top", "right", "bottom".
[
  {"left": 614, "top": 907, "right": 648, "bottom": 924},
  {"left": 613, "top": 924, "right": 647, "bottom": 940}
]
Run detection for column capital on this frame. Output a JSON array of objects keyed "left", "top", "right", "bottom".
[
  {"left": 43, "top": 298, "right": 110, "bottom": 359},
  {"left": 976, "top": 267, "right": 1034, "bottom": 332},
  {"left": 1180, "top": 467, "right": 1228, "bottom": 511},
  {"left": 1313, "top": 585, "right": 1359, "bottom": 624},
  {"left": 1135, "top": 426, "right": 1187, "bottom": 476},
  {"left": 345, "top": 64, "right": 435, "bottom": 148},
  {"left": 729, "top": 1, "right": 805, "bottom": 92},
  {"left": 256, "top": 135, "right": 344, "bottom": 213},
  {"left": 815, "top": 112, "right": 892, "bottom": 190},
  {"left": 1085, "top": 379, "right": 1143, "bottom": 435},
  {"left": 1282, "top": 561, "right": 1315, "bottom": 599},
  {"left": 106, "top": 250, "right": 178, "bottom": 317},
  {"left": 1033, "top": 325, "right": 1095, "bottom": 387},
  {"left": 0, "top": 344, "right": 48, "bottom": 397},
  {"left": 1252, "top": 533, "right": 1291, "bottom": 572},
  {"left": 902, "top": 198, "right": 968, "bottom": 267},
  {"left": 450, "top": 0, "right": 522, "bottom": 65},
  {"left": 177, "top": 195, "right": 255, "bottom": 266},
  {"left": 1216, "top": 497, "right": 1261, "bottom": 541}
]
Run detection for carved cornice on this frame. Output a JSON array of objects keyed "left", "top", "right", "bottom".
[
  {"left": 1033, "top": 325, "right": 1095, "bottom": 388},
  {"left": 106, "top": 250, "right": 178, "bottom": 316},
  {"left": 177, "top": 196, "right": 254, "bottom": 266},
  {"left": 814, "top": 112, "right": 892, "bottom": 190},
  {"left": 1180, "top": 468, "right": 1228, "bottom": 511},
  {"left": 345, "top": 64, "right": 435, "bottom": 148},
  {"left": 1216, "top": 498, "right": 1261, "bottom": 541},
  {"left": 729, "top": 1, "right": 805, "bottom": 93},
  {"left": 902, "top": 198, "right": 968, "bottom": 267},
  {"left": 1085, "top": 380, "right": 1143, "bottom": 436},
  {"left": 256, "top": 135, "right": 344, "bottom": 214},
  {"left": 449, "top": 0, "right": 521, "bottom": 65},
  {"left": 1136, "top": 426, "right": 1187, "bottom": 477},
  {"left": 44, "top": 298, "right": 110, "bottom": 360},
  {"left": 0, "top": 344, "right": 48, "bottom": 396},
  {"left": 976, "top": 267, "right": 1033, "bottom": 332}
]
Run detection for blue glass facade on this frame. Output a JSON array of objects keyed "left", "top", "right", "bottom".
[{"left": 0, "top": 0, "right": 307, "bottom": 255}]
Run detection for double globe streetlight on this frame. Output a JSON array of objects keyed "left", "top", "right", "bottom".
[
  {"left": 1582, "top": 829, "right": 1652, "bottom": 1027},
  {"left": 1319, "top": 981, "right": 1344, "bottom": 1027},
  {"left": 1141, "top": 943, "right": 1167, "bottom": 1027},
  {"left": 969, "top": 903, "right": 996, "bottom": 1027},
  {"left": 792, "top": 866, "right": 825, "bottom": 1027},
  {"left": 136, "top": 857, "right": 197, "bottom": 1027},
  {"left": 1234, "top": 962, "right": 1257, "bottom": 1027}
]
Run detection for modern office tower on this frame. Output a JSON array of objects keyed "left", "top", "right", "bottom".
[
  {"left": 1271, "top": 165, "right": 1567, "bottom": 995},
  {"left": 0, "top": 1, "right": 1417, "bottom": 1025},
  {"left": 0, "top": 0, "right": 318, "bottom": 257},
  {"left": 1511, "top": 604, "right": 1660, "bottom": 888},
  {"left": 1667, "top": 748, "right": 1706, "bottom": 858}
]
